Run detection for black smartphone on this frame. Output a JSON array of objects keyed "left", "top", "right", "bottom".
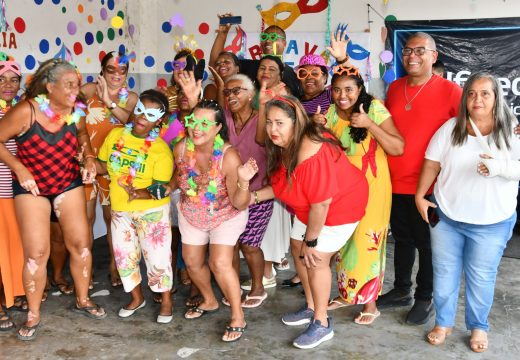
[
  {"left": 219, "top": 16, "right": 242, "bottom": 25},
  {"left": 146, "top": 183, "right": 167, "bottom": 200},
  {"left": 427, "top": 207, "right": 440, "bottom": 227}
]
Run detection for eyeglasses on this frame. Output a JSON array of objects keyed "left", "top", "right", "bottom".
[
  {"left": 296, "top": 67, "right": 324, "bottom": 80},
  {"left": 333, "top": 65, "right": 360, "bottom": 77},
  {"left": 133, "top": 100, "right": 165, "bottom": 122},
  {"left": 223, "top": 87, "right": 248, "bottom": 97},
  {"left": 104, "top": 65, "right": 128, "bottom": 75},
  {"left": 172, "top": 60, "right": 186, "bottom": 71},
  {"left": 260, "top": 32, "right": 285, "bottom": 42},
  {"left": 184, "top": 113, "right": 217, "bottom": 132},
  {"left": 402, "top": 47, "right": 436, "bottom": 56}
]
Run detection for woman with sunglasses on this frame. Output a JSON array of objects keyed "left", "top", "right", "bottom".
[
  {"left": 203, "top": 51, "right": 240, "bottom": 101},
  {"left": 0, "top": 55, "right": 25, "bottom": 331},
  {"left": 0, "top": 59, "right": 105, "bottom": 341},
  {"left": 219, "top": 74, "right": 273, "bottom": 308},
  {"left": 322, "top": 65, "right": 403, "bottom": 325},
  {"left": 166, "top": 99, "right": 251, "bottom": 342},
  {"left": 81, "top": 51, "right": 138, "bottom": 289},
  {"left": 95, "top": 89, "right": 174, "bottom": 323}
]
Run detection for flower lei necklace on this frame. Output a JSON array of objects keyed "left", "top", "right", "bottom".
[
  {"left": 109, "top": 122, "right": 159, "bottom": 186},
  {"left": 0, "top": 97, "right": 17, "bottom": 114},
  {"left": 185, "top": 134, "right": 224, "bottom": 210},
  {"left": 35, "top": 94, "right": 86, "bottom": 125},
  {"left": 104, "top": 86, "right": 129, "bottom": 124}
]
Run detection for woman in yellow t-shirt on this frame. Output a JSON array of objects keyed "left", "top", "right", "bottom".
[{"left": 96, "top": 90, "right": 174, "bottom": 324}]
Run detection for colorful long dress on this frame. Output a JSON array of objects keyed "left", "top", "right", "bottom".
[{"left": 325, "top": 100, "right": 392, "bottom": 304}]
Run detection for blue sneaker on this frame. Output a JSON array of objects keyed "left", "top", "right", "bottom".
[
  {"left": 293, "top": 317, "right": 334, "bottom": 349},
  {"left": 281, "top": 305, "right": 314, "bottom": 326}
]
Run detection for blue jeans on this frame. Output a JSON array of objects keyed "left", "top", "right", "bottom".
[{"left": 430, "top": 204, "right": 515, "bottom": 332}]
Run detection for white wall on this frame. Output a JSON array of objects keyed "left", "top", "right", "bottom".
[{"left": 7, "top": 0, "right": 520, "bottom": 92}]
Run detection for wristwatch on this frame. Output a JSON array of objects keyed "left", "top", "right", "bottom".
[
  {"left": 109, "top": 102, "right": 117, "bottom": 110},
  {"left": 304, "top": 238, "right": 318, "bottom": 248}
]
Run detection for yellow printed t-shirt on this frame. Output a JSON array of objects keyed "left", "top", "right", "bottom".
[{"left": 98, "top": 127, "right": 173, "bottom": 212}]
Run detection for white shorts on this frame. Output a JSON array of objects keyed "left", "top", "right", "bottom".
[{"left": 290, "top": 216, "right": 359, "bottom": 253}]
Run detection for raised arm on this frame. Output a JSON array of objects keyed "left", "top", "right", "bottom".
[{"left": 209, "top": 13, "right": 233, "bottom": 67}]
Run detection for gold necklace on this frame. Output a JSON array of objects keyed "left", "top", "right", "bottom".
[{"left": 404, "top": 75, "right": 434, "bottom": 111}]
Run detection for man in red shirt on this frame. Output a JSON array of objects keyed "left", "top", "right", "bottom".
[{"left": 378, "top": 32, "right": 462, "bottom": 325}]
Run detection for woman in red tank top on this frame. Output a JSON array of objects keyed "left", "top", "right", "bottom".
[{"left": 0, "top": 59, "right": 106, "bottom": 341}]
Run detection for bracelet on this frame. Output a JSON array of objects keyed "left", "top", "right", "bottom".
[
  {"left": 253, "top": 190, "right": 260, "bottom": 204},
  {"left": 337, "top": 56, "right": 349, "bottom": 65},
  {"left": 237, "top": 181, "right": 249, "bottom": 191},
  {"left": 85, "top": 155, "right": 96, "bottom": 160}
]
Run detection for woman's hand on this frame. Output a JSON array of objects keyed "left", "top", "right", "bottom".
[
  {"left": 238, "top": 158, "right": 259, "bottom": 182},
  {"left": 217, "top": 13, "right": 233, "bottom": 34},
  {"left": 300, "top": 242, "right": 322, "bottom": 268},
  {"left": 15, "top": 167, "right": 39, "bottom": 196},
  {"left": 96, "top": 76, "right": 111, "bottom": 106},
  {"left": 415, "top": 195, "right": 437, "bottom": 223},
  {"left": 82, "top": 157, "right": 97, "bottom": 184},
  {"left": 310, "top": 105, "right": 327, "bottom": 126},
  {"left": 326, "top": 30, "right": 350, "bottom": 63},
  {"left": 208, "top": 66, "right": 224, "bottom": 89},
  {"left": 350, "top": 104, "right": 373, "bottom": 129},
  {"left": 477, "top": 153, "right": 492, "bottom": 177},
  {"left": 173, "top": 70, "right": 201, "bottom": 109}
]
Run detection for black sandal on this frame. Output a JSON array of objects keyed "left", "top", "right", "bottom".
[
  {"left": 11, "top": 296, "right": 29, "bottom": 312},
  {"left": 222, "top": 323, "right": 247, "bottom": 342},
  {"left": 71, "top": 304, "right": 107, "bottom": 320},
  {"left": 17, "top": 322, "right": 41, "bottom": 341},
  {"left": 0, "top": 305, "right": 15, "bottom": 332}
]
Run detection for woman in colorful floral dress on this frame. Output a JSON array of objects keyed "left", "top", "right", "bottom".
[
  {"left": 323, "top": 65, "right": 404, "bottom": 325},
  {"left": 96, "top": 89, "right": 173, "bottom": 323}
]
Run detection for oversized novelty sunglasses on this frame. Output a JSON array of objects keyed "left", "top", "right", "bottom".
[
  {"left": 223, "top": 87, "right": 248, "bottom": 97},
  {"left": 133, "top": 100, "right": 165, "bottom": 122},
  {"left": 296, "top": 67, "right": 324, "bottom": 80},
  {"left": 260, "top": 32, "right": 285, "bottom": 42},
  {"left": 184, "top": 113, "right": 217, "bottom": 132},
  {"left": 104, "top": 65, "right": 128, "bottom": 76},
  {"left": 333, "top": 65, "right": 360, "bottom": 77},
  {"left": 172, "top": 60, "right": 187, "bottom": 71}
]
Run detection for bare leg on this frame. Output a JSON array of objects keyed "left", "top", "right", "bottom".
[
  {"left": 101, "top": 204, "right": 118, "bottom": 286},
  {"left": 183, "top": 243, "right": 218, "bottom": 312},
  {"left": 209, "top": 244, "right": 245, "bottom": 341},
  {"left": 263, "top": 260, "right": 274, "bottom": 278},
  {"left": 291, "top": 239, "right": 314, "bottom": 308},
  {"left": 240, "top": 244, "right": 266, "bottom": 303},
  {"left": 14, "top": 195, "right": 52, "bottom": 337},
  {"left": 49, "top": 223, "right": 73, "bottom": 294},
  {"left": 55, "top": 187, "right": 103, "bottom": 316},
  {"left": 306, "top": 250, "right": 335, "bottom": 326}
]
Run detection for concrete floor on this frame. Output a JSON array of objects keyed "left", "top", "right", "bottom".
[{"left": 1, "top": 240, "right": 519, "bottom": 360}]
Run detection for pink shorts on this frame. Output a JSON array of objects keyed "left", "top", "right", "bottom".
[{"left": 177, "top": 203, "right": 248, "bottom": 246}]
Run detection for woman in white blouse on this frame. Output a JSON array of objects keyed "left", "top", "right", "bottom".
[{"left": 416, "top": 72, "right": 520, "bottom": 353}]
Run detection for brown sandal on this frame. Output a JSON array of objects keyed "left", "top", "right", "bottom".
[
  {"left": 469, "top": 329, "right": 488, "bottom": 353},
  {"left": 427, "top": 326, "right": 452, "bottom": 346}
]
